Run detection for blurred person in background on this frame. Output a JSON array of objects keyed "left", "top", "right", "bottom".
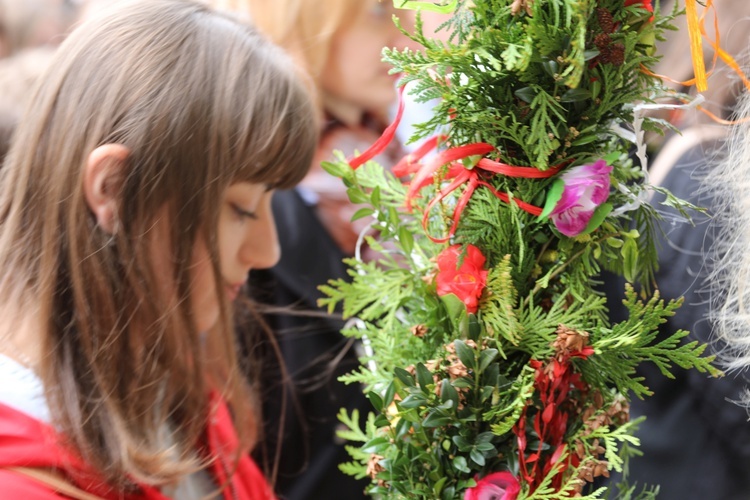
[
  {"left": 0, "top": 48, "right": 55, "bottom": 163},
  {"left": 602, "top": 1, "right": 750, "bottom": 498},
  {"left": 217, "top": 0, "right": 414, "bottom": 498},
  {"left": 0, "top": 0, "right": 79, "bottom": 58}
]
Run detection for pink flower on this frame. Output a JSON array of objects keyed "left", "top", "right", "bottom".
[
  {"left": 464, "top": 472, "right": 521, "bottom": 500},
  {"left": 550, "top": 160, "right": 612, "bottom": 237},
  {"left": 436, "top": 244, "right": 488, "bottom": 314}
]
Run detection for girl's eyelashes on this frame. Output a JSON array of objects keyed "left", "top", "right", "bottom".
[{"left": 231, "top": 203, "right": 259, "bottom": 220}]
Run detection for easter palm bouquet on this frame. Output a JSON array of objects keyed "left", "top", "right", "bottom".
[{"left": 320, "top": 1, "right": 717, "bottom": 498}]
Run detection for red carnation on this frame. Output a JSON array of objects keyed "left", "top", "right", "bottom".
[
  {"left": 436, "top": 244, "right": 488, "bottom": 314},
  {"left": 464, "top": 472, "right": 521, "bottom": 500}
]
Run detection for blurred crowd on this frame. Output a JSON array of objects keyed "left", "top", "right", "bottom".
[{"left": 0, "top": 1, "right": 749, "bottom": 499}]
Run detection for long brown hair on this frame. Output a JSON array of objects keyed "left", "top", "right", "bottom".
[{"left": 0, "top": 0, "right": 317, "bottom": 488}]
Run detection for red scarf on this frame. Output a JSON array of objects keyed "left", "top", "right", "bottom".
[{"left": 0, "top": 392, "right": 274, "bottom": 499}]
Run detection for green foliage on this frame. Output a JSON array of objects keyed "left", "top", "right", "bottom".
[{"left": 317, "top": 0, "right": 716, "bottom": 498}]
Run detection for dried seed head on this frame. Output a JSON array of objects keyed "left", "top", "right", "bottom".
[{"left": 597, "top": 8, "right": 615, "bottom": 33}]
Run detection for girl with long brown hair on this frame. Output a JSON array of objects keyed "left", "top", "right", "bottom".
[{"left": 0, "top": 0, "right": 317, "bottom": 498}]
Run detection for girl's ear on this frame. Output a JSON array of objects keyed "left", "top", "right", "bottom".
[{"left": 83, "top": 144, "right": 130, "bottom": 234}]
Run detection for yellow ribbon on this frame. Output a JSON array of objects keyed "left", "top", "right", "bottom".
[{"left": 685, "top": 0, "right": 707, "bottom": 92}]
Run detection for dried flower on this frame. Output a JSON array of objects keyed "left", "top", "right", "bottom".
[
  {"left": 446, "top": 359, "right": 470, "bottom": 379},
  {"left": 608, "top": 43, "right": 625, "bottom": 66},
  {"left": 552, "top": 325, "right": 593, "bottom": 361},
  {"left": 367, "top": 454, "right": 385, "bottom": 481},
  {"left": 411, "top": 324, "right": 428, "bottom": 338},
  {"left": 550, "top": 160, "right": 612, "bottom": 237},
  {"left": 510, "top": 0, "right": 534, "bottom": 16},
  {"left": 597, "top": 8, "right": 615, "bottom": 33}
]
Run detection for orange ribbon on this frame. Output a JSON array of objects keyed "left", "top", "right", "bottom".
[
  {"left": 685, "top": 0, "right": 707, "bottom": 92},
  {"left": 642, "top": 0, "right": 750, "bottom": 124}
]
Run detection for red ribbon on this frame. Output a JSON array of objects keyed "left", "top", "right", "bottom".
[
  {"left": 348, "top": 85, "right": 407, "bottom": 170},
  {"left": 348, "top": 85, "right": 563, "bottom": 243}
]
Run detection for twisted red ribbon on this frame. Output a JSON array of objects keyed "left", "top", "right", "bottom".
[{"left": 348, "top": 86, "right": 563, "bottom": 243}]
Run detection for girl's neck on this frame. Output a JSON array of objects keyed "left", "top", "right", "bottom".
[{"left": 0, "top": 300, "right": 43, "bottom": 369}]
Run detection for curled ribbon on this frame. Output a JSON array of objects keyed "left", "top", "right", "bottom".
[
  {"left": 685, "top": 0, "right": 707, "bottom": 92},
  {"left": 641, "top": 0, "right": 750, "bottom": 124},
  {"left": 393, "top": 140, "right": 563, "bottom": 242},
  {"left": 348, "top": 86, "right": 561, "bottom": 243}
]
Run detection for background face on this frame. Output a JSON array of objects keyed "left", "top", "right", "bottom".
[{"left": 320, "top": 0, "right": 409, "bottom": 121}]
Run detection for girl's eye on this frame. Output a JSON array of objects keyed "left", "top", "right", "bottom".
[{"left": 232, "top": 204, "right": 258, "bottom": 221}]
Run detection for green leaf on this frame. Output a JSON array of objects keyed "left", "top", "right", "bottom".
[
  {"left": 603, "top": 151, "right": 621, "bottom": 164},
  {"left": 362, "top": 436, "right": 389, "bottom": 453},
  {"left": 478, "top": 348, "right": 499, "bottom": 372},
  {"left": 416, "top": 363, "right": 434, "bottom": 390},
  {"left": 351, "top": 208, "right": 375, "bottom": 222},
  {"left": 571, "top": 134, "right": 599, "bottom": 146},
  {"left": 453, "top": 339, "right": 476, "bottom": 369},
  {"left": 399, "top": 393, "right": 427, "bottom": 409},
  {"left": 383, "top": 381, "right": 396, "bottom": 408},
  {"left": 452, "top": 456, "right": 470, "bottom": 473},
  {"left": 606, "top": 237, "right": 624, "bottom": 248},
  {"left": 321, "top": 160, "right": 351, "bottom": 178},
  {"left": 441, "top": 293, "right": 468, "bottom": 329},
  {"left": 452, "top": 378, "right": 473, "bottom": 389},
  {"left": 469, "top": 448, "right": 486, "bottom": 466},
  {"left": 468, "top": 313, "right": 481, "bottom": 341},
  {"left": 393, "top": 0, "right": 458, "bottom": 14},
  {"left": 370, "top": 186, "right": 381, "bottom": 206},
  {"left": 394, "top": 367, "right": 415, "bottom": 387},
  {"left": 514, "top": 86, "right": 537, "bottom": 104},
  {"left": 581, "top": 202, "right": 613, "bottom": 235},
  {"left": 398, "top": 225, "right": 415, "bottom": 254},
  {"left": 433, "top": 476, "right": 448, "bottom": 497},
  {"left": 622, "top": 237, "right": 639, "bottom": 283},
  {"left": 346, "top": 187, "right": 370, "bottom": 204},
  {"left": 367, "top": 391, "right": 383, "bottom": 412},
  {"left": 452, "top": 435, "right": 472, "bottom": 451},
  {"left": 560, "top": 88, "right": 592, "bottom": 102},
  {"left": 423, "top": 410, "right": 451, "bottom": 427},
  {"left": 440, "top": 379, "right": 459, "bottom": 408},
  {"left": 539, "top": 178, "right": 565, "bottom": 220},
  {"left": 475, "top": 442, "right": 495, "bottom": 452}
]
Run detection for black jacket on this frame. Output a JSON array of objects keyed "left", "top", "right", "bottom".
[{"left": 247, "top": 189, "right": 369, "bottom": 500}]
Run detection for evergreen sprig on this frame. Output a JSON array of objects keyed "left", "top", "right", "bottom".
[{"left": 319, "top": 0, "right": 716, "bottom": 498}]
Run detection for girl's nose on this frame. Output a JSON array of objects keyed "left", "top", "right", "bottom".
[{"left": 242, "top": 196, "right": 280, "bottom": 270}]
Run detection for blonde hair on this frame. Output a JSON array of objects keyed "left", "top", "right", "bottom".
[
  {"left": 227, "top": 0, "right": 364, "bottom": 84},
  {"left": 0, "top": 0, "right": 316, "bottom": 489},
  {"left": 709, "top": 88, "right": 750, "bottom": 402}
]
